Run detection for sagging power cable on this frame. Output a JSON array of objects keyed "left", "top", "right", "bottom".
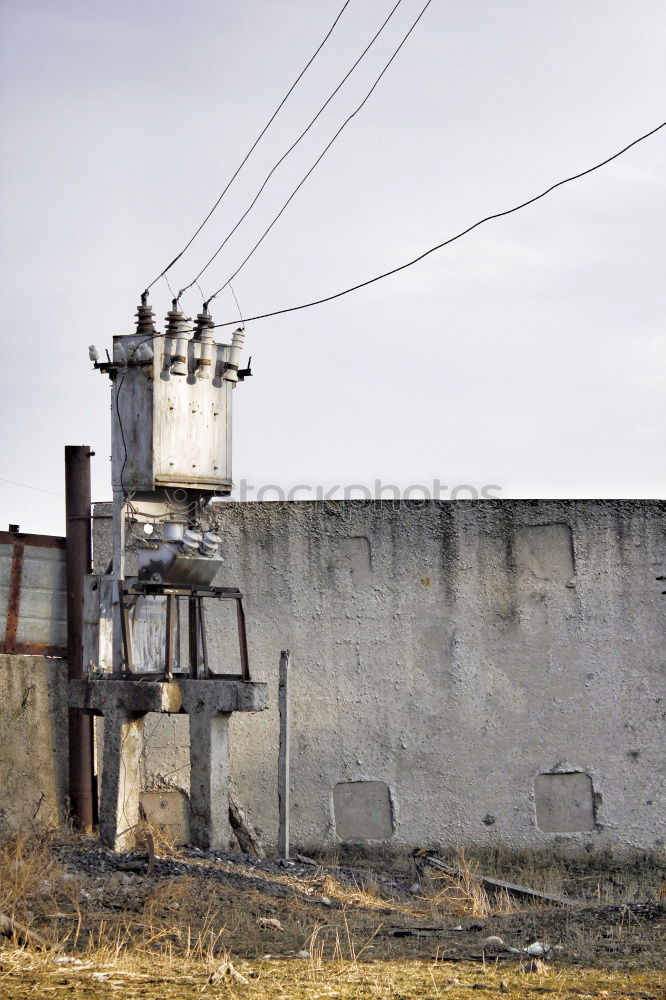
[
  {"left": 206, "top": 119, "right": 666, "bottom": 329},
  {"left": 204, "top": 0, "right": 432, "bottom": 308},
  {"left": 177, "top": 0, "right": 406, "bottom": 304},
  {"left": 142, "top": 0, "right": 351, "bottom": 297}
]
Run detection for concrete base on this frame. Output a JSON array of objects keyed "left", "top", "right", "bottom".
[{"left": 69, "top": 679, "right": 267, "bottom": 851}]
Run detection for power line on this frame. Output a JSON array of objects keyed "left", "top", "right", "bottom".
[
  {"left": 208, "top": 119, "right": 666, "bottom": 329},
  {"left": 205, "top": 0, "right": 432, "bottom": 308},
  {"left": 177, "top": 0, "right": 406, "bottom": 303},
  {"left": 0, "top": 477, "right": 64, "bottom": 498},
  {"left": 142, "top": 0, "right": 352, "bottom": 297}
]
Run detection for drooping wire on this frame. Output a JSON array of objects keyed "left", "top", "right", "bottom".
[
  {"left": 205, "top": 0, "right": 432, "bottom": 308},
  {"left": 206, "top": 119, "right": 666, "bottom": 329},
  {"left": 142, "top": 0, "right": 352, "bottom": 297},
  {"left": 177, "top": 0, "right": 406, "bottom": 303},
  {"left": 228, "top": 283, "right": 245, "bottom": 326}
]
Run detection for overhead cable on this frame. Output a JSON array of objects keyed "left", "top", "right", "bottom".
[
  {"left": 204, "top": 0, "right": 432, "bottom": 307},
  {"left": 142, "top": 0, "right": 352, "bottom": 296},
  {"left": 207, "top": 119, "right": 666, "bottom": 328},
  {"left": 178, "top": 0, "right": 406, "bottom": 303}
]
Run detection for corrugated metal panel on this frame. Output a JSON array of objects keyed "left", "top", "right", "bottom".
[{"left": 0, "top": 530, "right": 67, "bottom": 656}]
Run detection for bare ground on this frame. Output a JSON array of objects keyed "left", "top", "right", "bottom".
[{"left": 0, "top": 830, "right": 664, "bottom": 999}]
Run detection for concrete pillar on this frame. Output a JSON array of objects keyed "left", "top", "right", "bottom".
[
  {"left": 188, "top": 711, "right": 231, "bottom": 851},
  {"left": 99, "top": 711, "right": 144, "bottom": 851}
]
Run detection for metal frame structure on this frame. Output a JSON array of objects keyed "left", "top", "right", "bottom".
[
  {"left": 118, "top": 582, "right": 250, "bottom": 681},
  {"left": 0, "top": 527, "right": 67, "bottom": 657}
]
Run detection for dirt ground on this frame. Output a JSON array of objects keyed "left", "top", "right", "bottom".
[{"left": 0, "top": 831, "right": 664, "bottom": 998}]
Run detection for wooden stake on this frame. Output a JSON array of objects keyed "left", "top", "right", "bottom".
[{"left": 278, "top": 649, "right": 290, "bottom": 860}]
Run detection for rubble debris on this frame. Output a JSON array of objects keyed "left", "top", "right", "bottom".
[
  {"left": 228, "top": 787, "right": 265, "bottom": 859},
  {"left": 209, "top": 961, "right": 249, "bottom": 985},
  {"left": 257, "top": 917, "right": 284, "bottom": 931},
  {"left": 482, "top": 935, "right": 508, "bottom": 953}
]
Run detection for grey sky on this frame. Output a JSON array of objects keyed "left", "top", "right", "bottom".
[{"left": 1, "top": 0, "right": 664, "bottom": 535}]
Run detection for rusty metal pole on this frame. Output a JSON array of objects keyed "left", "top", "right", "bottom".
[{"left": 65, "top": 445, "right": 95, "bottom": 831}]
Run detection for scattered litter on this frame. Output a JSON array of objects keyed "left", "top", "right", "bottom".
[
  {"left": 320, "top": 896, "right": 332, "bottom": 907},
  {"left": 452, "top": 925, "right": 464, "bottom": 932},
  {"left": 409, "top": 882, "right": 422, "bottom": 894},
  {"left": 257, "top": 917, "right": 284, "bottom": 931},
  {"left": 209, "top": 961, "right": 250, "bottom": 986},
  {"left": 296, "top": 950, "right": 310, "bottom": 959}
]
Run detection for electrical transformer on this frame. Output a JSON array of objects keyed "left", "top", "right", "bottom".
[{"left": 87, "top": 296, "right": 252, "bottom": 679}]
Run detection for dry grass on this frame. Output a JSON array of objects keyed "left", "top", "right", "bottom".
[
  {"left": 1, "top": 949, "right": 664, "bottom": 1000},
  {"left": 423, "top": 848, "right": 495, "bottom": 917},
  {"left": 0, "top": 828, "right": 664, "bottom": 999}
]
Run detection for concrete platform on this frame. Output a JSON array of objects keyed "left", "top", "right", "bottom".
[
  {"left": 69, "top": 678, "right": 267, "bottom": 715},
  {"left": 69, "top": 678, "right": 267, "bottom": 852}
]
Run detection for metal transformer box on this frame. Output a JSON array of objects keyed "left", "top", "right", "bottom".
[{"left": 111, "top": 332, "right": 234, "bottom": 494}]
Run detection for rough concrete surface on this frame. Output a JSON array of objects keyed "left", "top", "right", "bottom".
[
  {"left": 0, "top": 654, "right": 68, "bottom": 832},
  {"left": 91, "top": 500, "right": 665, "bottom": 851},
  {"left": 69, "top": 678, "right": 267, "bottom": 850}
]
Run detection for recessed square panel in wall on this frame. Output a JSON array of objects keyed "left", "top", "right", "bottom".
[
  {"left": 514, "top": 523, "right": 574, "bottom": 582},
  {"left": 140, "top": 789, "right": 189, "bottom": 845},
  {"left": 333, "top": 780, "right": 393, "bottom": 841},
  {"left": 534, "top": 772, "right": 594, "bottom": 832}
]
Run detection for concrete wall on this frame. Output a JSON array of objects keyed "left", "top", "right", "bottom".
[
  {"left": 93, "top": 500, "right": 665, "bottom": 852},
  {"left": 0, "top": 655, "right": 69, "bottom": 833}
]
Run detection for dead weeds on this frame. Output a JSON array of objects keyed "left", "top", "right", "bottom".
[{"left": 0, "top": 828, "right": 663, "bottom": 999}]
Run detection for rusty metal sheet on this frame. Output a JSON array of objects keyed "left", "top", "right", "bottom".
[{"left": 0, "top": 531, "right": 67, "bottom": 656}]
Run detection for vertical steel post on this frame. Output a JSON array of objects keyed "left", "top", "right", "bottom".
[
  {"left": 278, "top": 650, "right": 290, "bottom": 860},
  {"left": 65, "top": 445, "right": 95, "bottom": 831}
]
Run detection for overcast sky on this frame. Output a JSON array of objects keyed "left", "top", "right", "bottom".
[{"left": 1, "top": 0, "right": 664, "bottom": 535}]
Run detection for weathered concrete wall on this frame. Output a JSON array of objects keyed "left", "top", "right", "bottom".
[
  {"left": 0, "top": 655, "right": 68, "bottom": 833},
  {"left": 93, "top": 500, "right": 665, "bottom": 852}
]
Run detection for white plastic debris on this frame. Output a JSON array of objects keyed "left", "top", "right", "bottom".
[{"left": 524, "top": 941, "right": 552, "bottom": 957}]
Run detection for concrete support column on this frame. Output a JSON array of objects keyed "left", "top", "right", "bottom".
[
  {"left": 188, "top": 711, "right": 231, "bottom": 851},
  {"left": 99, "top": 711, "right": 145, "bottom": 851}
]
